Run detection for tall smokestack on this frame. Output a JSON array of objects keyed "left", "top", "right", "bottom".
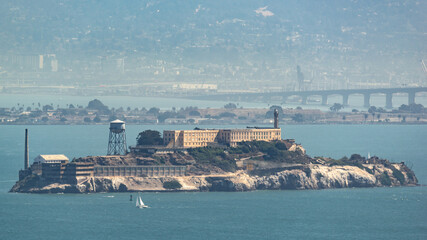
[
  {"left": 274, "top": 109, "right": 279, "bottom": 128},
  {"left": 25, "top": 129, "right": 29, "bottom": 169}
]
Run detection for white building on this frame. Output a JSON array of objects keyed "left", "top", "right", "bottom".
[{"left": 33, "top": 154, "right": 69, "bottom": 164}]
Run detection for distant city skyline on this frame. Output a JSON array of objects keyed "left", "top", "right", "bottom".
[{"left": 0, "top": 0, "right": 425, "bottom": 95}]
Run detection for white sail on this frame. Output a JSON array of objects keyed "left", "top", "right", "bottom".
[{"left": 136, "top": 193, "right": 148, "bottom": 208}]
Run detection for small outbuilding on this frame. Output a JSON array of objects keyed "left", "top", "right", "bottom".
[{"left": 33, "top": 154, "right": 69, "bottom": 164}]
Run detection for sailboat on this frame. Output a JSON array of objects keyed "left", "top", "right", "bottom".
[{"left": 136, "top": 192, "right": 148, "bottom": 209}]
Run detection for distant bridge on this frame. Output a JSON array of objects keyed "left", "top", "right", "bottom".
[{"left": 194, "top": 87, "right": 427, "bottom": 108}]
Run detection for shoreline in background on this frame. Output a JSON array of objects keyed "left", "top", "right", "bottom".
[{"left": 1, "top": 98, "right": 426, "bottom": 125}]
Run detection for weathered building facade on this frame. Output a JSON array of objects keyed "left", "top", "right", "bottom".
[{"left": 163, "top": 127, "right": 281, "bottom": 148}]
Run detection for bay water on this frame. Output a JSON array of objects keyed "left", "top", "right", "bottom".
[
  {"left": 0, "top": 124, "right": 426, "bottom": 239},
  {"left": 1, "top": 93, "right": 427, "bottom": 111}
]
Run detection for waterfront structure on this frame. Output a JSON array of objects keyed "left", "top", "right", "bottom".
[
  {"left": 33, "top": 154, "right": 69, "bottom": 164},
  {"left": 94, "top": 165, "right": 186, "bottom": 177},
  {"left": 107, "top": 119, "right": 127, "bottom": 155},
  {"left": 41, "top": 162, "right": 94, "bottom": 183},
  {"left": 40, "top": 163, "right": 185, "bottom": 182}
]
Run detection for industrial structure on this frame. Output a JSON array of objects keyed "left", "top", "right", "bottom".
[
  {"left": 274, "top": 109, "right": 279, "bottom": 128},
  {"left": 24, "top": 129, "right": 29, "bottom": 169},
  {"left": 19, "top": 129, "right": 31, "bottom": 180},
  {"left": 18, "top": 126, "right": 185, "bottom": 183},
  {"left": 17, "top": 129, "right": 92, "bottom": 182},
  {"left": 107, "top": 119, "right": 127, "bottom": 155}
]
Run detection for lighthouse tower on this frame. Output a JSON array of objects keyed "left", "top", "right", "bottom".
[{"left": 107, "top": 119, "right": 127, "bottom": 155}]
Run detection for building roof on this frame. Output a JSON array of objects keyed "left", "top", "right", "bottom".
[
  {"left": 38, "top": 154, "right": 69, "bottom": 161},
  {"left": 110, "top": 119, "right": 124, "bottom": 123}
]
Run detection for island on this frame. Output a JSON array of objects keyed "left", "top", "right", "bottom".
[{"left": 10, "top": 114, "right": 418, "bottom": 193}]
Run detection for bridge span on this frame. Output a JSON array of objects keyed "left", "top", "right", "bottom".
[{"left": 195, "top": 87, "right": 427, "bottom": 108}]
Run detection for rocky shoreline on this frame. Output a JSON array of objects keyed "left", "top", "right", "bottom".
[{"left": 11, "top": 162, "right": 418, "bottom": 193}]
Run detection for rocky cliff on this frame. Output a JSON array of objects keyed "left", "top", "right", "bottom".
[{"left": 11, "top": 162, "right": 417, "bottom": 193}]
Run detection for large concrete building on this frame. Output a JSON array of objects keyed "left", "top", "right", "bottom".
[
  {"left": 163, "top": 109, "right": 281, "bottom": 148},
  {"left": 163, "top": 127, "right": 281, "bottom": 148}
]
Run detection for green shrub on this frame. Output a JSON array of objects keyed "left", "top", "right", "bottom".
[
  {"left": 391, "top": 167, "right": 405, "bottom": 184},
  {"left": 303, "top": 167, "right": 311, "bottom": 177},
  {"left": 163, "top": 180, "right": 182, "bottom": 189},
  {"left": 406, "top": 170, "right": 415, "bottom": 181},
  {"left": 188, "top": 147, "right": 237, "bottom": 172},
  {"left": 379, "top": 172, "right": 392, "bottom": 186},
  {"left": 364, "top": 167, "right": 373, "bottom": 174}
]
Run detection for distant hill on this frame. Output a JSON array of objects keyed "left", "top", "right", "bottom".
[
  {"left": 1, "top": 0, "right": 425, "bottom": 88},
  {"left": 2, "top": 0, "right": 424, "bottom": 56}
]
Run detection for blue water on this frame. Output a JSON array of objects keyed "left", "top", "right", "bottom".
[
  {"left": 1, "top": 93, "right": 427, "bottom": 111},
  {"left": 1, "top": 124, "right": 426, "bottom": 239}
]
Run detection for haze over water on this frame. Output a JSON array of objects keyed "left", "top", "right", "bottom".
[
  {"left": 1, "top": 0, "right": 426, "bottom": 239},
  {"left": 0, "top": 124, "right": 426, "bottom": 239}
]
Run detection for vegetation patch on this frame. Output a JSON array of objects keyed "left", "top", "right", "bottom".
[
  {"left": 230, "top": 141, "right": 308, "bottom": 164},
  {"left": 364, "top": 167, "right": 373, "bottom": 174},
  {"left": 327, "top": 155, "right": 365, "bottom": 170},
  {"left": 163, "top": 180, "right": 182, "bottom": 189},
  {"left": 136, "top": 130, "right": 163, "bottom": 145},
  {"left": 187, "top": 147, "right": 237, "bottom": 172},
  {"left": 379, "top": 172, "right": 392, "bottom": 186},
  {"left": 303, "top": 167, "right": 312, "bottom": 177},
  {"left": 404, "top": 168, "right": 415, "bottom": 181},
  {"left": 391, "top": 166, "right": 405, "bottom": 184}
]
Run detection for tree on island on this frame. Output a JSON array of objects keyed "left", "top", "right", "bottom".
[
  {"left": 364, "top": 114, "right": 369, "bottom": 122},
  {"left": 224, "top": 103, "right": 237, "bottom": 109},
  {"left": 265, "top": 105, "right": 283, "bottom": 118},
  {"left": 136, "top": 130, "right": 163, "bottom": 146},
  {"left": 42, "top": 105, "right": 54, "bottom": 112},
  {"left": 292, "top": 113, "right": 304, "bottom": 123},
  {"left": 87, "top": 99, "right": 109, "bottom": 113},
  {"left": 330, "top": 103, "right": 343, "bottom": 112},
  {"left": 368, "top": 106, "right": 377, "bottom": 113},
  {"left": 189, "top": 110, "right": 201, "bottom": 116},
  {"left": 397, "top": 103, "right": 425, "bottom": 113},
  {"left": 219, "top": 112, "right": 236, "bottom": 118},
  {"left": 93, "top": 116, "right": 101, "bottom": 123},
  {"left": 147, "top": 107, "right": 160, "bottom": 116}
]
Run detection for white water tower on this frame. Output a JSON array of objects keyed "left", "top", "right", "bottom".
[{"left": 107, "top": 119, "right": 127, "bottom": 155}]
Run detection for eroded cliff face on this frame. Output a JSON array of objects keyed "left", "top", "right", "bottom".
[{"left": 10, "top": 163, "right": 417, "bottom": 193}]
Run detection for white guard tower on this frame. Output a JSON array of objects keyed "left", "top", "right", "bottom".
[{"left": 107, "top": 119, "right": 127, "bottom": 155}]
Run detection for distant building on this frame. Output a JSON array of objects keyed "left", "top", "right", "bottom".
[
  {"left": 163, "top": 108, "right": 281, "bottom": 148},
  {"left": 163, "top": 127, "right": 281, "bottom": 148},
  {"left": 33, "top": 154, "right": 69, "bottom": 164},
  {"left": 172, "top": 83, "right": 217, "bottom": 91}
]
